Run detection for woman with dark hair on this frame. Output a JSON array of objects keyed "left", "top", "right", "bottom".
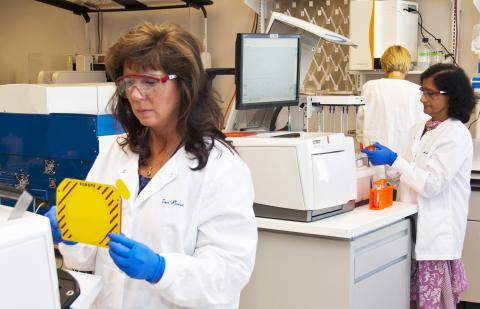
[
  {"left": 47, "top": 22, "right": 257, "bottom": 308},
  {"left": 362, "top": 63, "right": 476, "bottom": 308}
]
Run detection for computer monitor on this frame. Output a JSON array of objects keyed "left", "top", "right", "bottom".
[{"left": 235, "top": 33, "right": 300, "bottom": 110}]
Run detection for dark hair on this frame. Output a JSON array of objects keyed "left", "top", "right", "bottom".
[
  {"left": 420, "top": 63, "right": 476, "bottom": 123},
  {"left": 105, "top": 22, "right": 230, "bottom": 170}
]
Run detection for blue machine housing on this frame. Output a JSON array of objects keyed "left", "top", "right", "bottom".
[{"left": 0, "top": 113, "right": 123, "bottom": 209}]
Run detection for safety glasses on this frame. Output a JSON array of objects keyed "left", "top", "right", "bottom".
[
  {"left": 115, "top": 73, "right": 178, "bottom": 98},
  {"left": 419, "top": 86, "right": 447, "bottom": 100}
]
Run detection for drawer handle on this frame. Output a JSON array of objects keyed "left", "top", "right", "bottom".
[{"left": 354, "top": 255, "right": 407, "bottom": 284}]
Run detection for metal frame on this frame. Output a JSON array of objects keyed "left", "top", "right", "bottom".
[{"left": 34, "top": 0, "right": 212, "bottom": 22}]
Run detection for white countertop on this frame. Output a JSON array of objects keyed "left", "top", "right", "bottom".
[{"left": 256, "top": 202, "right": 417, "bottom": 239}]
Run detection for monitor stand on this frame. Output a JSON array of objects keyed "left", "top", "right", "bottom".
[
  {"left": 225, "top": 106, "right": 283, "bottom": 132},
  {"left": 225, "top": 107, "right": 275, "bottom": 132}
]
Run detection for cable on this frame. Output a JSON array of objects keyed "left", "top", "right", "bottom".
[
  {"left": 405, "top": 8, "right": 456, "bottom": 64},
  {"left": 222, "top": 86, "right": 236, "bottom": 128},
  {"left": 55, "top": 246, "right": 64, "bottom": 269},
  {"left": 269, "top": 106, "right": 283, "bottom": 131},
  {"left": 419, "top": 25, "right": 455, "bottom": 64},
  {"left": 468, "top": 108, "right": 480, "bottom": 130},
  {"left": 412, "top": 7, "right": 427, "bottom": 39},
  {"left": 34, "top": 201, "right": 49, "bottom": 214}
]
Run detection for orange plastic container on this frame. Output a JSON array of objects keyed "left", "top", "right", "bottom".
[
  {"left": 360, "top": 143, "right": 376, "bottom": 151},
  {"left": 369, "top": 179, "right": 394, "bottom": 210}
]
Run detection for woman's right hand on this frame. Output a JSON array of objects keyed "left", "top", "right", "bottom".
[
  {"left": 361, "top": 142, "right": 398, "bottom": 166},
  {"left": 44, "top": 206, "right": 77, "bottom": 245}
]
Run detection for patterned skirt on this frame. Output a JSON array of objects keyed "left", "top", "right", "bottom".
[{"left": 410, "top": 259, "right": 468, "bottom": 309}]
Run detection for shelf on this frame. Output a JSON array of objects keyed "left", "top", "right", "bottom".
[
  {"left": 34, "top": 0, "right": 212, "bottom": 22},
  {"left": 349, "top": 70, "right": 423, "bottom": 75}
]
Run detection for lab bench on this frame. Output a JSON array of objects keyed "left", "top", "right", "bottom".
[{"left": 240, "top": 202, "right": 417, "bottom": 309}]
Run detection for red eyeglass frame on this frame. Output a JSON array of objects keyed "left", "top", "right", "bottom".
[
  {"left": 115, "top": 74, "right": 178, "bottom": 84},
  {"left": 419, "top": 86, "right": 447, "bottom": 96}
]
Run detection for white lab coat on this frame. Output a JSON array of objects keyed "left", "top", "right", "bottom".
[
  {"left": 59, "top": 137, "right": 257, "bottom": 309},
  {"left": 357, "top": 78, "right": 429, "bottom": 180},
  {"left": 391, "top": 118, "right": 472, "bottom": 260}
]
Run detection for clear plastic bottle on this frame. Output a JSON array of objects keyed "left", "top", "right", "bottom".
[
  {"left": 431, "top": 39, "right": 445, "bottom": 64},
  {"left": 417, "top": 37, "right": 432, "bottom": 70}
]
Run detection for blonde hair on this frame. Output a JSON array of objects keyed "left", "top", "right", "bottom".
[{"left": 380, "top": 45, "right": 412, "bottom": 74}]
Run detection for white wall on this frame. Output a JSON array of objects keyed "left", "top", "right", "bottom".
[
  {"left": 417, "top": 0, "right": 452, "bottom": 59},
  {"left": 419, "top": 0, "right": 478, "bottom": 76},
  {"left": 0, "top": 0, "right": 253, "bottom": 111},
  {"left": 0, "top": 0, "right": 87, "bottom": 84},
  {"left": 94, "top": 9, "right": 203, "bottom": 54},
  {"left": 1, "top": 0, "right": 478, "bottom": 109},
  {"left": 457, "top": 0, "right": 479, "bottom": 77}
]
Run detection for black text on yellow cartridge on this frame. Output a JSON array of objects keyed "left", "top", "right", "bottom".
[{"left": 56, "top": 178, "right": 122, "bottom": 247}]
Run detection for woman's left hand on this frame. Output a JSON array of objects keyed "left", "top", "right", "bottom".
[{"left": 108, "top": 233, "right": 165, "bottom": 283}]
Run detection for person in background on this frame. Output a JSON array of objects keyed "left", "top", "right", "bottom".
[
  {"left": 362, "top": 63, "right": 475, "bottom": 309},
  {"left": 46, "top": 22, "right": 257, "bottom": 309},
  {"left": 357, "top": 45, "right": 429, "bottom": 181}
]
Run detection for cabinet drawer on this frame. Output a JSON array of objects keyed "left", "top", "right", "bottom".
[
  {"left": 461, "top": 221, "right": 480, "bottom": 302},
  {"left": 353, "top": 220, "right": 410, "bottom": 281}
]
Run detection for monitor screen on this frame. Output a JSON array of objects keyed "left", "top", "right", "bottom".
[{"left": 235, "top": 33, "right": 300, "bottom": 110}]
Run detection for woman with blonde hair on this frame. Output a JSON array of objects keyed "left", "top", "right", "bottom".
[{"left": 356, "top": 45, "right": 429, "bottom": 181}]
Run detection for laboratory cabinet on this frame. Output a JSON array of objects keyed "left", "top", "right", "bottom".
[
  {"left": 240, "top": 203, "right": 416, "bottom": 309},
  {"left": 462, "top": 220, "right": 480, "bottom": 303},
  {"left": 461, "top": 172, "right": 480, "bottom": 303}
]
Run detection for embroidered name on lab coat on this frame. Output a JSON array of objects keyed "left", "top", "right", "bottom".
[{"left": 161, "top": 198, "right": 184, "bottom": 207}]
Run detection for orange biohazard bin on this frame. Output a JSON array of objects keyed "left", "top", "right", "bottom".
[{"left": 369, "top": 179, "right": 394, "bottom": 210}]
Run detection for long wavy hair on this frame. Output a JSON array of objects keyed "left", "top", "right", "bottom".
[{"left": 105, "top": 22, "right": 231, "bottom": 170}]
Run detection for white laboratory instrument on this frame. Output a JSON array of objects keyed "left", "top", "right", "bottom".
[
  {"left": 0, "top": 204, "right": 61, "bottom": 308},
  {"left": 0, "top": 83, "right": 122, "bottom": 206},
  {"left": 299, "top": 95, "right": 365, "bottom": 133},
  {"left": 37, "top": 53, "right": 107, "bottom": 84},
  {"left": 349, "top": 0, "right": 419, "bottom": 70},
  {"left": 37, "top": 70, "right": 107, "bottom": 84},
  {"left": 229, "top": 132, "right": 356, "bottom": 221},
  {"left": 0, "top": 83, "right": 114, "bottom": 115}
]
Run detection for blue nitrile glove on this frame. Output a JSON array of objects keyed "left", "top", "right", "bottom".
[
  {"left": 44, "top": 206, "right": 77, "bottom": 245},
  {"left": 361, "top": 142, "right": 398, "bottom": 166},
  {"left": 108, "top": 233, "right": 165, "bottom": 283}
]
